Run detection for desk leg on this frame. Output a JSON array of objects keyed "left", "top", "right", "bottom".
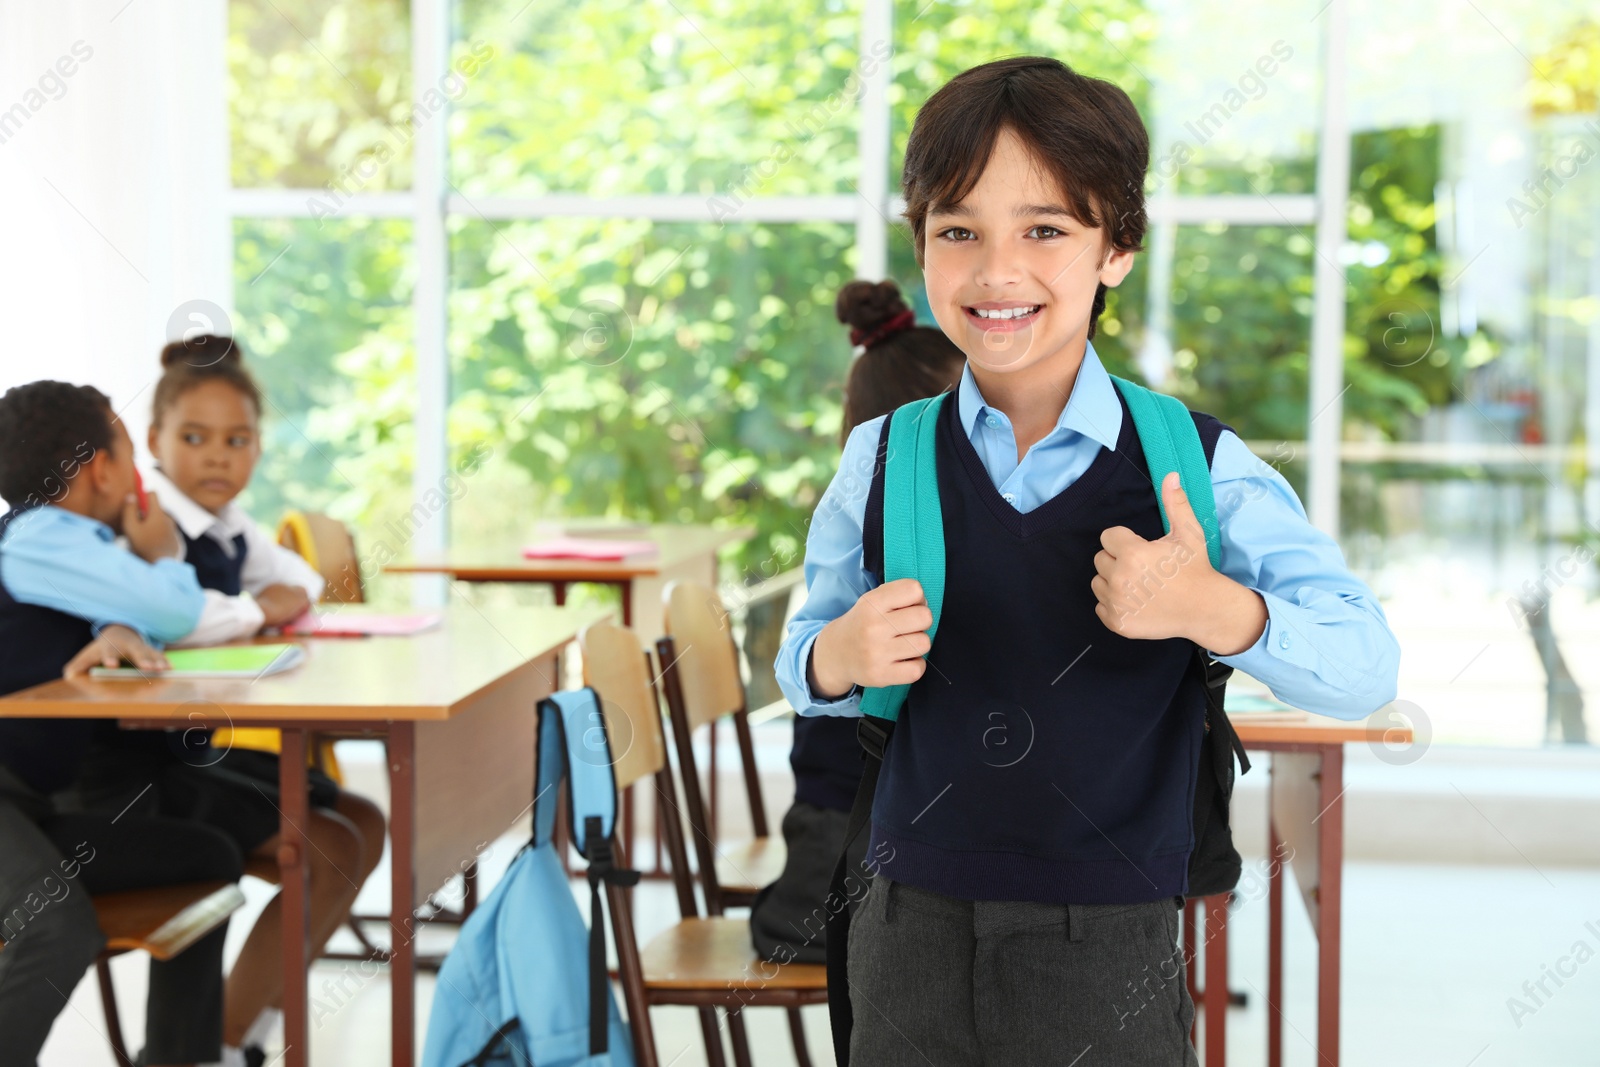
[
  {"left": 279, "top": 728, "right": 311, "bottom": 1067},
  {"left": 621, "top": 578, "right": 633, "bottom": 628},
  {"left": 1204, "top": 893, "right": 1228, "bottom": 1067},
  {"left": 390, "top": 722, "right": 417, "bottom": 1067},
  {"left": 1317, "top": 744, "right": 1344, "bottom": 1065},
  {"left": 1268, "top": 806, "right": 1283, "bottom": 1067}
]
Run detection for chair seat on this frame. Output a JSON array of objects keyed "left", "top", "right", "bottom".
[
  {"left": 715, "top": 835, "right": 786, "bottom": 898},
  {"left": 640, "top": 916, "right": 827, "bottom": 992},
  {"left": 93, "top": 881, "right": 246, "bottom": 961},
  {"left": 244, "top": 855, "right": 282, "bottom": 884}
]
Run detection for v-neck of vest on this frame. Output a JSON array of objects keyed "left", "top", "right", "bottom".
[{"left": 945, "top": 386, "right": 1137, "bottom": 540}]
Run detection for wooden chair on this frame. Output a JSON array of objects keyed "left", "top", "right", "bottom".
[
  {"left": 277, "top": 510, "right": 365, "bottom": 604},
  {"left": 92, "top": 881, "right": 247, "bottom": 1067},
  {"left": 655, "top": 580, "right": 785, "bottom": 913},
  {"left": 581, "top": 620, "right": 824, "bottom": 1067}
]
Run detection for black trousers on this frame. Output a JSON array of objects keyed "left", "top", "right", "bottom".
[{"left": 0, "top": 772, "right": 242, "bottom": 1067}]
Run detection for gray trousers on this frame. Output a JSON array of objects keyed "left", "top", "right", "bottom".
[{"left": 848, "top": 877, "right": 1199, "bottom": 1066}]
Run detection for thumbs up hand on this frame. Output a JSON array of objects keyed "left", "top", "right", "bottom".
[{"left": 1092, "top": 472, "right": 1266, "bottom": 654}]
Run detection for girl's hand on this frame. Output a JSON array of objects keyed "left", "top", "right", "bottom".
[
  {"left": 809, "top": 577, "right": 933, "bottom": 699},
  {"left": 256, "top": 583, "right": 312, "bottom": 628},
  {"left": 64, "top": 625, "right": 170, "bottom": 677}
]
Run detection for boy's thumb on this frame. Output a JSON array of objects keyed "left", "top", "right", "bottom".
[{"left": 1161, "top": 472, "right": 1203, "bottom": 541}]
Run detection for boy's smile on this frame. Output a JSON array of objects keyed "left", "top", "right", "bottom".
[{"left": 923, "top": 128, "right": 1134, "bottom": 388}]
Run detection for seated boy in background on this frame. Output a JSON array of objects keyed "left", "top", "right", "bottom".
[{"left": 0, "top": 380, "right": 245, "bottom": 1067}]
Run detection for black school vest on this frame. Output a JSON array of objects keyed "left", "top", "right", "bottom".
[
  {"left": 183, "top": 529, "right": 247, "bottom": 595},
  {"left": 861, "top": 390, "right": 1227, "bottom": 904},
  {"left": 0, "top": 505, "right": 100, "bottom": 793}
]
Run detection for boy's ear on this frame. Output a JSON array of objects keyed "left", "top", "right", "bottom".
[
  {"left": 146, "top": 422, "right": 160, "bottom": 455},
  {"left": 1099, "top": 245, "right": 1137, "bottom": 289}
]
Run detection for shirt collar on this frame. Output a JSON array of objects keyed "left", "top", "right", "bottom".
[
  {"left": 143, "top": 467, "right": 248, "bottom": 543},
  {"left": 956, "top": 340, "right": 1123, "bottom": 451}
]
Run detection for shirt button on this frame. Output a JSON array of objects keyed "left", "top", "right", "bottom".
[
  {"left": 1003, "top": 492, "right": 1017, "bottom": 505},
  {"left": 986, "top": 415, "right": 1000, "bottom": 429},
  {"left": 1279, "top": 635, "right": 1291, "bottom": 650}
]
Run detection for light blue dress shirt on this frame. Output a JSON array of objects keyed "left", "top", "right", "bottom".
[
  {"left": 0, "top": 505, "right": 205, "bottom": 644},
  {"left": 776, "top": 343, "right": 1401, "bottom": 722}
]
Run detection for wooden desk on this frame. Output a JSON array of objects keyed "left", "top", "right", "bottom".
[
  {"left": 1, "top": 603, "right": 610, "bottom": 1067},
  {"left": 385, "top": 523, "right": 754, "bottom": 642},
  {"left": 1188, "top": 712, "right": 1414, "bottom": 1067}
]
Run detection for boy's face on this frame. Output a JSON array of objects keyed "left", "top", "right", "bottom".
[
  {"left": 83, "top": 416, "right": 138, "bottom": 531},
  {"left": 148, "top": 379, "right": 261, "bottom": 515},
  {"left": 921, "top": 127, "right": 1135, "bottom": 381}
]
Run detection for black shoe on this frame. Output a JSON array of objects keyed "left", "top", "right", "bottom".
[{"left": 244, "top": 1047, "right": 267, "bottom": 1067}]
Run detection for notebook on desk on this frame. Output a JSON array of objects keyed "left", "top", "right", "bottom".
[
  {"left": 521, "top": 535, "right": 659, "bottom": 561},
  {"left": 282, "top": 612, "right": 443, "bottom": 637},
  {"left": 89, "top": 643, "right": 307, "bottom": 679}
]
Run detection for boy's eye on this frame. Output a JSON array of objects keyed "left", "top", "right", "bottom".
[
  {"left": 937, "top": 227, "right": 976, "bottom": 242},
  {"left": 228, "top": 435, "right": 253, "bottom": 448},
  {"left": 1028, "top": 225, "right": 1064, "bottom": 240}
]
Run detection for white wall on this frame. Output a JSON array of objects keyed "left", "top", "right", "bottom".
[{"left": 0, "top": 0, "right": 230, "bottom": 452}]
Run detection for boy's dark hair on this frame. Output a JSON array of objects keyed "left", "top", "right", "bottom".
[
  {"left": 0, "top": 381, "right": 116, "bottom": 507},
  {"left": 152, "top": 334, "right": 262, "bottom": 427},
  {"left": 901, "top": 55, "right": 1149, "bottom": 339},
  {"left": 837, "top": 279, "right": 965, "bottom": 445}
]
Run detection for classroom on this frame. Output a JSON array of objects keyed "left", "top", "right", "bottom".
[{"left": 1, "top": 2, "right": 1597, "bottom": 1065}]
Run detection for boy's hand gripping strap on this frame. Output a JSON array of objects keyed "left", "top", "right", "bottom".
[{"left": 857, "top": 392, "right": 949, "bottom": 724}]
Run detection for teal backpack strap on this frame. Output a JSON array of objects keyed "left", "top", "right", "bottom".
[
  {"left": 1110, "top": 375, "right": 1222, "bottom": 570},
  {"left": 534, "top": 688, "right": 639, "bottom": 1057},
  {"left": 857, "top": 392, "right": 949, "bottom": 723}
]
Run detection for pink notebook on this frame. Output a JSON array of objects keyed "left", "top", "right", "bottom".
[
  {"left": 521, "top": 535, "right": 659, "bottom": 560},
  {"left": 282, "top": 612, "right": 444, "bottom": 637}
]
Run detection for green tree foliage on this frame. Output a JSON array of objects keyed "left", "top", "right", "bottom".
[{"left": 227, "top": 0, "right": 1467, "bottom": 582}]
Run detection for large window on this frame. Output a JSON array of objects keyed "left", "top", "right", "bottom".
[{"left": 226, "top": 0, "right": 1600, "bottom": 745}]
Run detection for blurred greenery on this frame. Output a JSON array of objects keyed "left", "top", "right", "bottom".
[{"left": 226, "top": 0, "right": 1507, "bottom": 584}]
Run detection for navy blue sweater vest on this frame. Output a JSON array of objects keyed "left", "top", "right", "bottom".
[
  {"left": 0, "top": 505, "right": 101, "bottom": 793},
  {"left": 860, "top": 390, "right": 1227, "bottom": 905},
  {"left": 183, "top": 529, "right": 247, "bottom": 595}
]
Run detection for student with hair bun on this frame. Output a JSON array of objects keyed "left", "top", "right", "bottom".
[
  {"left": 749, "top": 278, "right": 965, "bottom": 965},
  {"left": 65, "top": 335, "right": 387, "bottom": 1065}
]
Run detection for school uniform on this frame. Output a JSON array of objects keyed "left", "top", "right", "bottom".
[
  {"left": 775, "top": 344, "right": 1401, "bottom": 1064},
  {"left": 144, "top": 466, "right": 325, "bottom": 647},
  {"left": 67, "top": 470, "right": 336, "bottom": 857},
  {"left": 0, "top": 503, "right": 240, "bottom": 1067}
]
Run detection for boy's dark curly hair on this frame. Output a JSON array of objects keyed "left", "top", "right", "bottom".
[{"left": 0, "top": 381, "right": 116, "bottom": 508}]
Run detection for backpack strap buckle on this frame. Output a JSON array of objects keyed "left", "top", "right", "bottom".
[{"left": 857, "top": 715, "right": 894, "bottom": 762}]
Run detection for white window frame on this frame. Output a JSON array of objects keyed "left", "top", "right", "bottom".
[{"left": 227, "top": 0, "right": 1353, "bottom": 572}]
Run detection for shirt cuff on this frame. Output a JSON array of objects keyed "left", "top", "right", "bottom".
[
  {"left": 803, "top": 636, "right": 861, "bottom": 709},
  {"left": 1212, "top": 589, "right": 1322, "bottom": 675}
]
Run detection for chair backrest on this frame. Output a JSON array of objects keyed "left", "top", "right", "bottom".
[
  {"left": 579, "top": 620, "right": 699, "bottom": 928},
  {"left": 657, "top": 581, "right": 771, "bottom": 915},
  {"left": 278, "top": 511, "right": 365, "bottom": 603},
  {"left": 660, "top": 580, "right": 745, "bottom": 732},
  {"left": 579, "top": 620, "right": 669, "bottom": 793}
]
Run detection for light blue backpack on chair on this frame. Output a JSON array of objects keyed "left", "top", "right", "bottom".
[{"left": 423, "top": 688, "right": 638, "bottom": 1067}]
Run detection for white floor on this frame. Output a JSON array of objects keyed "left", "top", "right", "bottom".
[{"left": 39, "top": 845, "right": 1600, "bottom": 1066}]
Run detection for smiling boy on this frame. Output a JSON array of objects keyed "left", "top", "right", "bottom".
[{"left": 776, "top": 57, "right": 1400, "bottom": 1065}]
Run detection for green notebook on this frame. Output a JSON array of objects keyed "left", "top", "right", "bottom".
[{"left": 89, "top": 643, "right": 306, "bottom": 679}]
